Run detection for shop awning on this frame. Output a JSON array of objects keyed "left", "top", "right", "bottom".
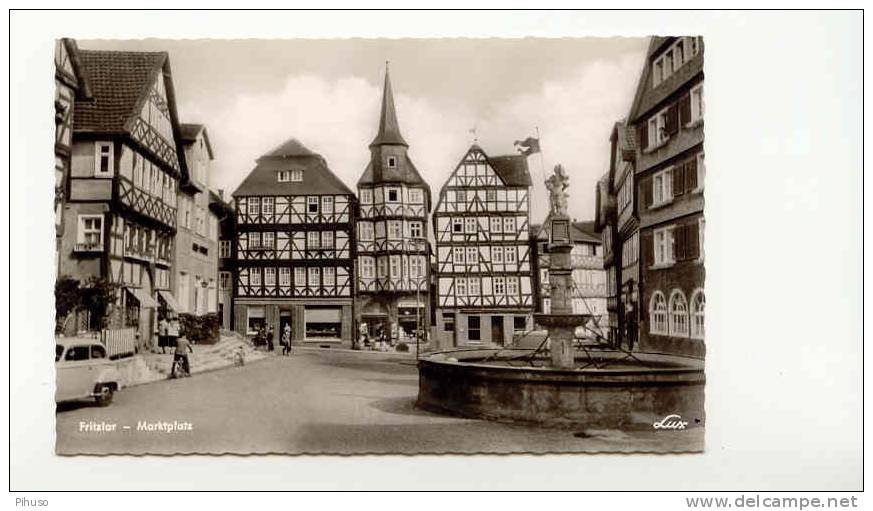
[
  {"left": 126, "top": 287, "right": 158, "bottom": 308},
  {"left": 157, "top": 290, "right": 181, "bottom": 312},
  {"left": 305, "top": 307, "right": 341, "bottom": 323}
]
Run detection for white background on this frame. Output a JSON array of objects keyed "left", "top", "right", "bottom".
[{"left": 5, "top": 7, "right": 864, "bottom": 500}]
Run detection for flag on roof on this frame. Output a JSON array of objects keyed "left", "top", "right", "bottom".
[{"left": 514, "top": 136, "right": 541, "bottom": 156}]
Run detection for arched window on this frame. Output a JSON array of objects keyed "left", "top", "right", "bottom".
[
  {"left": 649, "top": 291, "right": 668, "bottom": 335},
  {"left": 690, "top": 289, "right": 705, "bottom": 339},
  {"left": 669, "top": 289, "right": 689, "bottom": 337}
]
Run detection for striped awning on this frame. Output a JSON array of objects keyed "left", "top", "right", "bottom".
[
  {"left": 157, "top": 290, "right": 181, "bottom": 312},
  {"left": 126, "top": 287, "right": 157, "bottom": 308}
]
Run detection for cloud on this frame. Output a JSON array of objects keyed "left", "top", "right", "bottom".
[{"left": 181, "top": 51, "right": 644, "bottom": 224}]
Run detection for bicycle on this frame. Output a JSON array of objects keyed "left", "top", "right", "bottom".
[{"left": 170, "top": 354, "right": 190, "bottom": 379}]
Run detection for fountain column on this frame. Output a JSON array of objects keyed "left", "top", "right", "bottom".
[
  {"left": 533, "top": 164, "right": 584, "bottom": 370},
  {"left": 546, "top": 217, "right": 576, "bottom": 369}
]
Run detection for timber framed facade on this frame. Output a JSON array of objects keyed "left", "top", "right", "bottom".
[
  {"left": 531, "top": 221, "right": 608, "bottom": 333},
  {"left": 354, "top": 66, "right": 431, "bottom": 345},
  {"left": 231, "top": 139, "right": 356, "bottom": 347},
  {"left": 432, "top": 145, "right": 534, "bottom": 349},
  {"left": 57, "top": 48, "right": 187, "bottom": 349}
]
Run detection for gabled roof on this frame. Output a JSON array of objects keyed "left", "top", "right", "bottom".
[
  {"left": 60, "top": 39, "right": 93, "bottom": 100},
  {"left": 208, "top": 189, "right": 234, "bottom": 217},
  {"left": 357, "top": 153, "right": 429, "bottom": 189},
  {"left": 180, "top": 123, "right": 214, "bottom": 160},
  {"left": 369, "top": 65, "right": 408, "bottom": 148},
  {"left": 232, "top": 138, "right": 354, "bottom": 198},
  {"left": 489, "top": 154, "right": 533, "bottom": 187},
  {"left": 73, "top": 50, "right": 168, "bottom": 134},
  {"left": 261, "top": 137, "right": 317, "bottom": 158},
  {"left": 627, "top": 36, "right": 704, "bottom": 122},
  {"left": 594, "top": 172, "right": 615, "bottom": 232}
]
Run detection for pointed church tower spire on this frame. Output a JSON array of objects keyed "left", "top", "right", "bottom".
[{"left": 370, "top": 61, "right": 408, "bottom": 148}]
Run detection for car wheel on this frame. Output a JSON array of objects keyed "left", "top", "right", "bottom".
[{"left": 95, "top": 385, "right": 114, "bottom": 407}]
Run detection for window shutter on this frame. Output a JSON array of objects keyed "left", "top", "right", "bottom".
[
  {"left": 685, "top": 156, "right": 698, "bottom": 191},
  {"left": 642, "top": 231, "right": 654, "bottom": 267},
  {"left": 673, "top": 163, "right": 685, "bottom": 196},
  {"left": 679, "top": 93, "right": 691, "bottom": 125},
  {"left": 638, "top": 122, "right": 648, "bottom": 150},
  {"left": 642, "top": 177, "right": 653, "bottom": 209},
  {"left": 666, "top": 104, "right": 679, "bottom": 136},
  {"left": 686, "top": 221, "right": 700, "bottom": 259},
  {"left": 674, "top": 225, "right": 687, "bottom": 261}
]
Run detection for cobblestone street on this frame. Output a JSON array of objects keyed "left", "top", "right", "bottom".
[{"left": 56, "top": 349, "right": 702, "bottom": 455}]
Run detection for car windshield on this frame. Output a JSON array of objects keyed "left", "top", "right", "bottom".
[{"left": 55, "top": 345, "right": 64, "bottom": 362}]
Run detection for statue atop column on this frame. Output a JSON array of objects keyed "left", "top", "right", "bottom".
[{"left": 545, "top": 164, "right": 570, "bottom": 218}]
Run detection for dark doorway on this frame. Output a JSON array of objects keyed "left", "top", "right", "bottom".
[{"left": 491, "top": 315, "right": 504, "bottom": 346}]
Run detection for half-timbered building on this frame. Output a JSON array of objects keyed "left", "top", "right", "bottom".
[
  {"left": 531, "top": 221, "right": 608, "bottom": 333},
  {"left": 54, "top": 39, "right": 91, "bottom": 275},
  {"left": 232, "top": 139, "right": 356, "bottom": 346},
  {"left": 629, "top": 36, "right": 705, "bottom": 357},
  {"left": 355, "top": 66, "right": 431, "bottom": 344},
  {"left": 432, "top": 145, "right": 533, "bottom": 348},
  {"left": 58, "top": 49, "right": 187, "bottom": 348},
  {"left": 595, "top": 119, "right": 641, "bottom": 349}
]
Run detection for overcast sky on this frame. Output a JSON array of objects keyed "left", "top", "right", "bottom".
[{"left": 80, "top": 37, "right": 649, "bottom": 223}]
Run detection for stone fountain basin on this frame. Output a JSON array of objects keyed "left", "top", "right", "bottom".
[{"left": 416, "top": 348, "right": 705, "bottom": 430}]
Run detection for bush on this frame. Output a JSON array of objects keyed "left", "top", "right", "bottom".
[
  {"left": 55, "top": 275, "right": 119, "bottom": 333},
  {"left": 179, "top": 313, "right": 220, "bottom": 344},
  {"left": 395, "top": 342, "right": 410, "bottom": 353},
  {"left": 55, "top": 276, "right": 82, "bottom": 334}
]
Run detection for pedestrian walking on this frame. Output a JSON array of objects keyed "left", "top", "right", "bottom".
[
  {"left": 158, "top": 316, "right": 169, "bottom": 354},
  {"left": 167, "top": 314, "right": 181, "bottom": 353},
  {"left": 281, "top": 324, "right": 292, "bottom": 356},
  {"left": 172, "top": 335, "right": 194, "bottom": 377},
  {"left": 266, "top": 325, "right": 275, "bottom": 352}
]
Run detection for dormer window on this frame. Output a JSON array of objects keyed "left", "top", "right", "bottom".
[
  {"left": 278, "top": 170, "right": 303, "bottom": 182},
  {"left": 387, "top": 156, "right": 397, "bottom": 169}
]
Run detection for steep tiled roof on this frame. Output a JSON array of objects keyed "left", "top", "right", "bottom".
[
  {"left": 370, "top": 66, "right": 408, "bottom": 147},
  {"left": 73, "top": 50, "right": 167, "bottom": 134},
  {"left": 489, "top": 154, "right": 532, "bottom": 187},
  {"left": 180, "top": 123, "right": 214, "bottom": 159},
  {"left": 179, "top": 123, "right": 203, "bottom": 142},
  {"left": 357, "top": 153, "right": 429, "bottom": 190},
  {"left": 573, "top": 220, "right": 599, "bottom": 242},
  {"left": 618, "top": 121, "right": 637, "bottom": 152},
  {"left": 232, "top": 138, "right": 353, "bottom": 198},
  {"left": 61, "top": 39, "right": 93, "bottom": 100},
  {"left": 262, "top": 137, "right": 317, "bottom": 158}
]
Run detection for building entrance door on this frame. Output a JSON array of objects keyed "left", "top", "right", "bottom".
[{"left": 491, "top": 315, "right": 504, "bottom": 346}]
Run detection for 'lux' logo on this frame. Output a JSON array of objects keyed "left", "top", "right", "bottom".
[{"left": 653, "top": 414, "right": 689, "bottom": 430}]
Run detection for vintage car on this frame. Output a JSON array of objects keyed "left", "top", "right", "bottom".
[{"left": 55, "top": 339, "right": 123, "bottom": 406}]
